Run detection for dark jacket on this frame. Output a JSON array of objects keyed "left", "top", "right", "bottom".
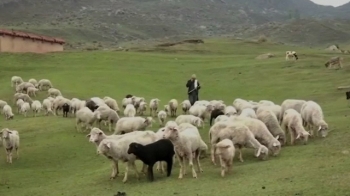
[{"left": 186, "top": 79, "right": 201, "bottom": 94}]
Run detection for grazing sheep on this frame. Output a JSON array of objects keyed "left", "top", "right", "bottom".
[
  {"left": 97, "top": 131, "right": 157, "bottom": 183},
  {"left": 285, "top": 51, "right": 298, "bottom": 60},
  {"left": 189, "top": 104, "right": 214, "bottom": 121},
  {"left": 124, "top": 104, "right": 136, "bottom": 117},
  {"left": 14, "top": 93, "right": 33, "bottom": 104},
  {"left": 256, "top": 109, "right": 286, "bottom": 145},
  {"left": 37, "top": 79, "right": 53, "bottom": 91},
  {"left": 62, "top": 103, "right": 70, "bottom": 117},
  {"left": 131, "top": 96, "right": 145, "bottom": 110},
  {"left": 168, "top": 99, "right": 178, "bottom": 117},
  {"left": 16, "top": 99, "right": 24, "bottom": 114},
  {"left": 281, "top": 109, "right": 310, "bottom": 145},
  {"left": 114, "top": 116, "right": 154, "bottom": 135},
  {"left": 16, "top": 82, "right": 35, "bottom": 93},
  {"left": 11, "top": 76, "right": 23, "bottom": 87},
  {"left": 215, "top": 139, "right": 235, "bottom": 177},
  {"left": 127, "top": 139, "right": 175, "bottom": 181},
  {"left": 180, "top": 100, "right": 191, "bottom": 114},
  {"left": 224, "top": 106, "right": 237, "bottom": 116},
  {"left": 162, "top": 124, "right": 203, "bottom": 179},
  {"left": 26, "top": 86, "right": 39, "bottom": 97},
  {"left": 0, "top": 100, "right": 8, "bottom": 110},
  {"left": 164, "top": 105, "right": 170, "bottom": 115},
  {"left": 48, "top": 88, "right": 62, "bottom": 98},
  {"left": 2, "top": 105, "right": 14, "bottom": 120},
  {"left": 28, "top": 78, "right": 38, "bottom": 87},
  {"left": 95, "top": 106, "right": 120, "bottom": 132},
  {"left": 31, "top": 100, "right": 42, "bottom": 117},
  {"left": 71, "top": 98, "right": 86, "bottom": 114},
  {"left": 0, "top": 128, "right": 20, "bottom": 163},
  {"left": 125, "top": 94, "right": 133, "bottom": 98},
  {"left": 210, "top": 109, "right": 225, "bottom": 126},
  {"left": 214, "top": 115, "right": 230, "bottom": 124},
  {"left": 194, "top": 100, "right": 210, "bottom": 107},
  {"left": 85, "top": 99, "right": 99, "bottom": 112},
  {"left": 233, "top": 98, "right": 256, "bottom": 113},
  {"left": 20, "top": 102, "right": 31, "bottom": 117},
  {"left": 149, "top": 98, "right": 160, "bottom": 116},
  {"left": 122, "top": 97, "right": 133, "bottom": 109},
  {"left": 239, "top": 108, "right": 257, "bottom": 119},
  {"left": 258, "top": 100, "right": 275, "bottom": 106},
  {"left": 280, "top": 99, "right": 306, "bottom": 123},
  {"left": 325, "top": 56, "right": 343, "bottom": 69},
  {"left": 42, "top": 98, "right": 55, "bottom": 116},
  {"left": 256, "top": 105, "right": 282, "bottom": 121},
  {"left": 157, "top": 110, "right": 167, "bottom": 126},
  {"left": 53, "top": 96, "right": 71, "bottom": 115},
  {"left": 104, "top": 96, "right": 120, "bottom": 113},
  {"left": 300, "top": 101, "right": 329, "bottom": 138},
  {"left": 75, "top": 107, "right": 101, "bottom": 132},
  {"left": 175, "top": 115, "right": 204, "bottom": 128},
  {"left": 138, "top": 101, "right": 147, "bottom": 115}
]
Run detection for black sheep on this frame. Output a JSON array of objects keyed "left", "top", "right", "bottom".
[
  {"left": 62, "top": 103, "right": 70, "bottom": 117},
  {"left": 85, "top": 99, "right": 99, "bottom": 112},
  {"left": 210, "top": 108, "right": 225, "bottom": 126},
  {"left": 127, "top": 139, "right": 175, "bottom": 182},
  {"left": 125, "top": 94, "right": 133, "bottom": 98}
]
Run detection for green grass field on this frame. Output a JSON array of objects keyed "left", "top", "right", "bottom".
[{"left": 0, "top": 39, "right": 350, "bottom": 196}]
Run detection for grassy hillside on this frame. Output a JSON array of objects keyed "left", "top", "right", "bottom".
[{"left": 0, "top": 40, "right": 350, "bottom": 196}]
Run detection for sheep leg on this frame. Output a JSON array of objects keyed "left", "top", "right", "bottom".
[
  {"left": 211, "top": 145, "right": 217, "bottom": 165},
  {"left": 166, "top": 158, "right": 173, "bottom": 177},
  {"left": 238, "top": 148, "right": 244, "bottom": 162},
  {"left": 141, "top": 163, "right": 147, "bottom": 174},
  {"left": 177, "top": 154, "right": 184, "bottom": 179},
  {"left": 132, "top": 162, "right": 140, "bottom": 180},
  {"left": 110, "top": 160, "right": 119, "bottom": 179},
  {"left": 194, "top": 150, "right": 203, "bottom": 173},
  {"left": 7, "top": 149, "right": 12, "bottom": 164},
  {"left": 290, "top": 130, "right": 295, "bottom": 145},
  {"left": 219, "top": 156, "right": 226, "bottom": 177},
  {"left": 147, "top": 163, "right": 155, "bottom": 182},
  {"left": 156, "top": 161, "right": 163, "bottom": 173},
  {"left": 188, "top": 152, "right": 197, "bottom": 178},
  {"left": 122, "top": 162, "right": 131, "bottom": 183}
]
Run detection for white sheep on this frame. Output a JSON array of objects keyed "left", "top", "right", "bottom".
[
  {"left": 53, "top": 96, "right": 71, "bottom": 115},
  {"left": 256, "top": 108, "right": 286, "bottom": 145},
  {"left": 180, "top": 100, "right": 191, "bottom": 114},
  {"left": 137, "top": 101, "right": 147, "bottom": 115},
  {"left": 175, "top": 115, "right": 204, "bottom": 128},
  {"left": 280, "top": 99, "right": 306, "bottom": 123},
  {"left": 194, "top": 100, "right": 210, "bottom": 106},
  {"left": 281, "top": 109, "right": 310, "bottom": 145},
  {"left": 300, "top": 101, "right": 329, "bottom": 138},
  {"left": 157, "top": 110, "right": 167, "bottom": 126},
  {"left": 233, "top": 98, "right": 257, "bottom": 113},
  {"left": 75, "top": 107, "right": 101, "bottom": 132},
  {"left": 16, "top": 99, "right": 25, "bottom": 114},
  {"left": 48, "top": 88, "right": 62, "bottom": 98},
  {"left": 14, "top": 93, "right": 33, "bottom": 104},
  {"left": 168, "top": 99, "right": 178, "bottom": 117},
  {"left": 189, "top": 104, "right": 213, "bottom": 121},
  {"left": 2, "top": 105, "right": 14, "bottom": 120},
  {"left": 215, "top": 139, "right": 235, "bottom": 177},
  {"left": 103, "top": 96, "right": 120, "bottom": 112},
  {"left": 20, "top": 102, "right": 31, "bottom": 117},
  {"left": 131, "top": 96, "right": 145, "bottom": 110},
  {"left": 97, "top": 131, "right": 157, "bottom": 182},
  {"left": 224, "top": 106, "right": 237, "bottom": 116},
  {"left": 28, "top": 78, "right": 38, "bottom": 87},
  {"left": 164, "top": 105, "right": 170, "bottom": 115},
  {"left": 285, "top": 51, "right": 298, "bottom": 61},
  {"left": 258, "top": 100, "right": 275, "bottom": 106},
  {"left": 114, "top": 116, "right": 154, "bottom": 135},
  {"left": 124, "top": 104, "right": 136, "bottom": 117},
  {"left": 11, "top": 76, "right": 23, "bottom": 87},
  {"left": 16, "top": 82, "right": 35, "bottom": 93},
  {"left": 37, "top": 79, "right": 53, "bottom": 91},
  {"left": 95, "top": 106, "right": 120, "bottom": 132},
  {"left": 0, "top": 100, "right": 8, "bottom": 110},
  {"left": 70, "top": 98, "right": 86, "bottom": 115},
  {"left": 26, "top": 86, "right": 39, "bottom": 97},
  {"left": 210, "top": 100, "right": 226, "bottom": 110},
  {"left": 0, "top": 128, "right": 20, "bottom": 163},
  {"left": 31, "top": 100, "right": 42, "bottom": 117},
  {"left": 239, "top": 108, "right": 257, "bottom": 119},
  {"left": 214, "top": 115, "right": 230, "bottom": 124},
  {"left": 42, "top": 98, "right": 55, "bottom": 116},
  {"left": 149, "top": 98, "right": 160, "bottom": 116},
  {"left": 256, "top": 105, "right": 282, "bottom": 121},
  {"left": 122, "top": 97, "right": 133, "bottom": 109},
  {"left": 162, "top": 123, "right": 203, "bottom": 179}
]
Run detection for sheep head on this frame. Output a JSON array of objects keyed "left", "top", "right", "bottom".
[
  {"left": 87, "top": 128, "right": 104, "bottom": 144},
  {"left": 163, "top": 125, "right": 179, "bottom": 141},
  {"left": 318, "top": 122, "right": 329, "bottom": 138},
  {"left": 127, "top": 142, "right": 143, "bottom": 155},
  {"left": 296, "top": 131, "right": 310, "bottom": 145},
  {"left": 255, "top": 145, "right": 269, "bottom": 160},
  {"left": 1, "top": 128, "right": 12, "bottom": 139}
]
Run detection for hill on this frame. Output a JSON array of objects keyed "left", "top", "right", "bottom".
[{"left": 1, "top": 0, "right": 350, "bottom": 48}]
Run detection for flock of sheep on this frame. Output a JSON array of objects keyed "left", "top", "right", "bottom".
[{"left": 1, "top": 75, "right": 329, "bottom": 183}]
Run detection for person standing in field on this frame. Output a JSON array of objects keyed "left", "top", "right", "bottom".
[{"left": 186, "top": 74, "right": 201, "bottom": 105}]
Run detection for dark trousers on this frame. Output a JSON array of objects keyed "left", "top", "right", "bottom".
[{"left": 188, "top": 91, "right": 198, "bottom": 105}]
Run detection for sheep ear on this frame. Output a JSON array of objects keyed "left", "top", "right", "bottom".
[
  {"left": 105, "top": 142, "right": 112, "bottom": 149},
  {"left": 98, "top": 132, "right": 103, "bottom": 135},
  {"left": 8, "top": 131, "right": 12, "bottom": 134},
  {"left": 255, "top": 147, "right": 261, "bottom": 157},
  {"left": 317, "top": 126, "right": 322, "bottom": 132},
  {"left": 86, "top": 134, "right": 91, "bottom": 138},
  {"left": 296, "top": 134, "right": 301, "bottom": 139},
  {"left": 275, "top": 135, "right": 280, "bottom": 140}
]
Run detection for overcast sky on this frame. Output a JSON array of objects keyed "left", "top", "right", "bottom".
[{"left": 310, "top": 0, "right": 350, "bottom": 7}]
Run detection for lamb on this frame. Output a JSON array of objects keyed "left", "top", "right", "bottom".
[
  {"left": 230, "top": 116, "right": 281, "bottom": 156},
  {"left": 137, "top": 101, "right": 147, "bottom": 115},
  {"left": 300, "top": 101, "right": 329, "bottom": 138},
  {"left": 75, "top": 107, "right": 101, "bottom": 132},
  {"left": 16, "top": 82, "right": 35, "bottom": 93},
  {"left": 114, "top": 116, "right": 154, "bottom": 135},
  {"left": 215, "top": 139, "right": 235, "bottom": 177},
  {"left": 28, "top": 78, "right": 38, "bottom": 87},
  {"left": 175, "top": 115, "right": 204, "bottom": 128},
  {"left": 62, "top": 103, "right": 70, "bottom": 117},
  {"left": 2, "top": 105, "right": 14, "bottom": 120},
  {"left": 209, "top": 122, "right": 269, "bottom": 163},
  {"left": 189, "top": 104, "right": 214, "bottom": 121},
  {"left": 149, "top": 98, "right": 160, "bottom": 116},
  {"left": 95, "top": 106, "right": 120, "bottom": 132},
  {"left": 281, "top": 109, "right": 310, "bottom": 145},
  {"left": 42, "top": 98, "right": 55, "bottom": 116},
  {"left": 11, "top": 76, "right": 23, "bottom": 87},
  {"left": 71, "top": 98, "right": 86, "bottom": 114},
  {"left": 168, "top": 99, "right": 178, "bottom": 117},
  {"left": 127, "top": 139, "right": 175, "bottom": 181},
  {"left": 0, "top": 100, "right": 8, "bottom": 110},
  {"left": 256, "top": 109, "right": 286, "bottom": 145},
  {"left": 239, "top": 108, "right": 257, "bottom": 119},
  {"left": 177, "top": 123, "right": 208, "bottom": 157},
  {"left": 224, "top": 106, "right": 237, "bottom": 117},
  {"left": 210, "top": 108, "right": 225, "bottom": 126},
  {"left": 37, "top": 79, "right": 53, "bottom": 91},
  {"left": 48, "top": 88, "right": 62, "bottom": 98},
  {"left": 124, "top": 104, "right": 136, "bottom": 117},
  {"left": 16, "top": 99, "right": 24, "bottom": 114},
  {"left": 53, "top": 96, "right": 71, "bottom": 115},
  {"left": 280, "top": 99, "right": 306, "bottom": 123},
  {"left": 31, "top": 100, "right": 42, "bottom": 117},
  {"left": 122, "top": 97, "right": 133, "bottom": 109},
  {"left": 26, "top": 86, "right": 39, "bottom": 97},
  {"left": 14, "top": 93, "right": 33, "bottom": 104},
  {"left": 103, "top": 96, "right": 120, "bottom": 113},
  {"left": 285, "top": 51, "right": 298, "bottom": 60},
  {"left": 164, "top": 105, "right": 170, "bottom": 115},
  {"left": 0, "top": 128, "right": 20, "bottom": 163},
  {"left": 157, "top": 110, "right": 167, "bottom": 126},
  {"left": 131, "top": 96, "right": 145, "bottom": 110},
  {"left": 180, "top": 100, "right": 191, "bottom": 114},
  {"left": 97, "top": 131, "right": 157, "bottom": 183},
  {"left": 20, "top": 102, "right": 31, "bottom": 117},
  {"left": 162, "top": 124, "right": 203, "bottom": 179}
]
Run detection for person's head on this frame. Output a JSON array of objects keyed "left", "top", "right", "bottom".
[{"left": 191, "top": 74, "right": 196, "bottom": 80}]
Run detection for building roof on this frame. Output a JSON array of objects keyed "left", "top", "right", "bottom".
[{"left": 0, "top": 29, "right": 65, "bottom": 44}]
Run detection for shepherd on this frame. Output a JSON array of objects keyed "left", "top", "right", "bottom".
[{"left": 186, "top": 74, "right": 201, "bottom": 105}]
